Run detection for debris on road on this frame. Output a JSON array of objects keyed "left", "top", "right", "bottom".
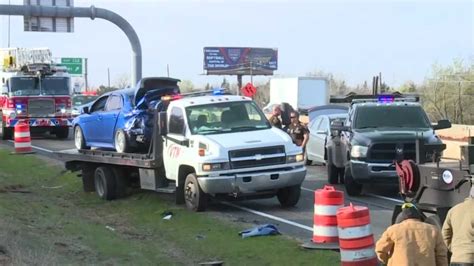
[
  {"left": 239, "top": 224, "right": 280, "bottom": 239},
  {"left": 162, "top": 211, "right": 173, "bottom": 220},
  {"left": 0, "top": 184, "right": 31, "bottom": 194},
  {"left": 105, "top": 225, "right": 116, "bottom": 232}
]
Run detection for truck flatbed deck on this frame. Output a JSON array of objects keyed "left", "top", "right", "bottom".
[{"left": 56, "top": 149, "right": 160, "bottom": 169}]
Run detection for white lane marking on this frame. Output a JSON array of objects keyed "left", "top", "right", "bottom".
[
  {"left": 365, "top": 193, "right": 404, "bottom": 203},
  {"left": 302, "top": 187, "right": 314, "bottom": 193},
  {"left": 8, "top": 140, "right": 53, "bottom": 153},
  {"left": 219, "top": 201, "right": 313, "bottom": 232},
  {"left": 57, "top": 148, "right": 77, "bottom": 153}
]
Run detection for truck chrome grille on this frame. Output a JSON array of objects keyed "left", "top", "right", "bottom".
[
  {"left": 28, "top": 99, "right": 55, "bottom": 116},
  {"left": 229, "top": 145, "right": 286, "bottom": 169},
  {"left": 368, "top": 142, "right": 416, "bottom": 162}
]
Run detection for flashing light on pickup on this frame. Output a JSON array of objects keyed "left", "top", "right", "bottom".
[
  {"left": 378, "top": 96, "right": 395, "bottom": 103},
  {"left": 212, "top": 88, "right": 225, "bottom": 95}
]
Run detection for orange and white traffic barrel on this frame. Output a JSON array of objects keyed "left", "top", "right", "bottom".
[
  {"left": 312, "top": 185, "right": 344, "bottom": 244},
  {"left": 13, "top": 121, "right": 33, "bottom": 154},
  {"left": 336, "top": 203, "right": 377, "bottom": 266}
]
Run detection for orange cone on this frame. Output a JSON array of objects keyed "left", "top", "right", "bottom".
[{"left": 13, "top": 121, "right": 34, "bottom": 154}]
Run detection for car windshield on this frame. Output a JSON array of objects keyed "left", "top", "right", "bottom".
[
  {"left": 9, "top": 76, "right": 70, "bottom": 96},
  {"left": 354, "top": 105, "right": 430, "bottom": 129},
  {"left": 186, "top": 101, "right": 271, "bottom": 135}
]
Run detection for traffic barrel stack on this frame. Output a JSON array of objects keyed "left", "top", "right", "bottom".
[
  {"left": 336, "top": 203, "right": 377, "bottom": 266},
  {"left": 303, "top": 185, "right": 343, "bottom": 249},
  {"left": 13, "top": 121, "right": 33, "bottom": 154}
]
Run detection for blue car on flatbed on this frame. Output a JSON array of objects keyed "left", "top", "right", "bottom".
[{"left": 73, "top": 77, "right": 180, "bottom": 153}]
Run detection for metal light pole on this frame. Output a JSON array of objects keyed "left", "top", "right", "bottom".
[{"left": 8, "top": 0, "right": 11, "bottom": 47}]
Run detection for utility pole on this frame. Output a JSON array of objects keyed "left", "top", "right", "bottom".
[
  {"left": 167, "top": 64, "right": 170, "bottom": 77},
  {"left": 107, "top": 67, "right": 110, "bottom": 88},
  {"left": 8, "top": 0, "right": 11, "bottom": 47},
  {"left": 84, "top": 58, "right": 88, "bottom": 92}
]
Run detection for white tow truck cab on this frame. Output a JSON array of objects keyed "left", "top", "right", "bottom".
[{"left": 59, "top": 89, "right": 307, "bottom": 211}]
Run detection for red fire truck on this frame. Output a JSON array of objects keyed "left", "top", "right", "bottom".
[{"left": 0, "top": 48, "right": 73, "bottom": 140}]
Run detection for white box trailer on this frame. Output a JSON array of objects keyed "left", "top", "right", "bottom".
[{"left": 269, "top": 77, "right": 329, "bottom": 111}]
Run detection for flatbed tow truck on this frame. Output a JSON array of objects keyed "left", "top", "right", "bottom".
[{"left": 56, "top": 89, "right": 307, "bottom": 211}]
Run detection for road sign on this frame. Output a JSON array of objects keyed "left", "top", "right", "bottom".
[
  {"left": 60, "top": 57, "right": 83, "bottom": 75},
  {"left": 23, "top": 0, "right": 75, "bottom": 32},
  {"left": 241, "top": 83, "right": 257, "bottom": 97}
]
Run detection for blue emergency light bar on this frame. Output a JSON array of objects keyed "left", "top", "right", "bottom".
[
  {"left": 212, "top": 88, "right": 225, "bottom": 95},
  {"left": 378, "top": 96, "right": 395, "bottom": 103}
]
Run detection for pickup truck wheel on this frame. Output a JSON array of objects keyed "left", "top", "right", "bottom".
[
  {"left": 94, "top": 166, "right": 116, "bottom": 200},
  {"left": 327, "top": 162, "right": 339, "bottom": 184},
  {"left": 277, "top": 185, "right": 301, "bottom": 207},
  {"left": 305, "top": 150, "right": 312, "bottom": 165},
  {"left": 344, "top": 167, "right": 363, "bottom": 196},
  {"left": 55, "top": 127, "right": 69, "bottom": 139},
  {"left": 74, "top": 126, "right": 89, "bottom": 150},
  {"left": 115, "top": 129, "right": 131, "bottom": 153},
  {"left": 184, "top": 174, "right": 207, "bottom": 212}
]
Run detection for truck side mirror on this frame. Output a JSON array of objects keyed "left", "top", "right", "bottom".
[
  {"left": 433, "top": 119, "right": 451, "bottom": 130},
  {"left": 158, "top": 111, "right": 168, "bottom": 136},
  {"left": 1, "top": 85, "right": 8, "bottom": 95},
  {"left": 330, "top": 120, "right": 350, "bottom": 132},
  {"left": 82, "top": 106, "right": 89, "bottom": 114}
]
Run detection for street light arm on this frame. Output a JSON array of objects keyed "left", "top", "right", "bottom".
[{"left": 0, "top": 4, "right": 142, "bottom": 86}]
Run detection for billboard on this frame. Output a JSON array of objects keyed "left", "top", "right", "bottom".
[{"left": 204, "top": 47, "right": 278, "bottom": 75}]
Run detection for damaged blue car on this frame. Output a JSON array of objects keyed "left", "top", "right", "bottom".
[{"left": 73, "top": 77, "right": 180, "bottom": 153}]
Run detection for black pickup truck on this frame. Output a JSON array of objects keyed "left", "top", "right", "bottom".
[{"left": 327, "top": 94, "right": 452, "bottom": 196}]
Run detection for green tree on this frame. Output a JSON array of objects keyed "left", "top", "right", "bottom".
[
  {"left": 420, "top": 59, "right": 474, "bottom": 124},
  {"left": 179, "top": 80, "right": 195, "bottom": 93}
]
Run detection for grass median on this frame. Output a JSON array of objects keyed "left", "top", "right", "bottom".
[{"left": 0, "top": 148, "right": 340, "bottom": 265}]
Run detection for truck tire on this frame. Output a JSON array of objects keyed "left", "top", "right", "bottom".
[
  {"left": 81, "top": 166, "right": 96, "bottom": 192},
  {"left": 305, "top": 150, "right": 312, "bottom": 165},
  {"left": 113, "top": 168, "right": 129, "bottom": 199},
  {"left": 277, "top": 185, "right": 301, "bottom": 207},
  {"left": 1, "top": 121, "right": 12, "bottom": 140},
  {"left": 184, "top": 173, "right": 207, "bottom": 212},
  {"left": 344, "top": 167, "right": 363, "bottom": 196},
  {"left": 55, "top": 127, "right": 69, "bottom": 139},
  {"left": 327, "top": 162, "right": 339, "bottom": 184},
  {"left": 94, "top": 166, "right": 117, "bottom": 200}
]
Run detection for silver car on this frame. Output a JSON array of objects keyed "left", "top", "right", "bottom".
[{"left": 306, "top": 113, "right": 347, "bottom": 165}]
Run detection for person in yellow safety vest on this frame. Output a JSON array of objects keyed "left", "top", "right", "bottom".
[
  {"left": 375, "top": 203, "right": 448, "bottom": 266},
  {"left": 442, "top": 186, "right": 474, "bottom": 266}
]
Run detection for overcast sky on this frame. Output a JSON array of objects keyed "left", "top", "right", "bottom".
[{"left": 1, "top": 0, "right": 473, "bottom": 89}]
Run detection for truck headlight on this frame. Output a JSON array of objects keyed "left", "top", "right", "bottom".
[
  {"left": 287, "top": 153, "right": 304, "bottom": 163},
  {"left": 351, "top": 145, "right": 368, "bottom": 158},
  {"left": 202, "top": 162, "right": 230, "bottom": 171},
  {"left": 442, "top": 170, "right": 453, "bottom": 184}
]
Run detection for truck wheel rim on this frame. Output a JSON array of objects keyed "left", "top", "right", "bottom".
[
  {"left": 75, "top": 128, "right": 82, "bottom": 149},
  {"left": 185, "top": 181, "right": 196, "bottom": 206},
  {"left": 95, "top": 174, "right": 105, "bottom": 197},
  {"left": 115, "top": 131, "right": 125, "bottom": 152}
]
